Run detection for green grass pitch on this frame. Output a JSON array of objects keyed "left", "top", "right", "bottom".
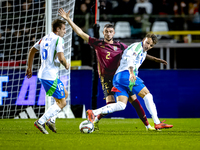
[{"left": 0, "top": 118, "right": 200, "bottom": 150}]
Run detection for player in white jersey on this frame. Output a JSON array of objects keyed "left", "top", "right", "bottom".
[
  {"left": 91, "top": 33, "right": 173, "bottom": 130},
  {"left": 26, "top": 19, "right": 70, "bottom": 134}
]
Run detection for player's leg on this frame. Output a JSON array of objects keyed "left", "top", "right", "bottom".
[
  {"left": 48, "top": 86, "right": 68, "bottom": 123},
  {"left": 46, "top": 85, "right": 68, "bottom": 133},
  {"left": 87, "top": 76, "right": 115, "bottom": 126},
  {"left": 35, "top": 79, "right": 67, "bottom": 134},
  {"left": 88, "top": 95, "right": 127, "bottom": 122},
  {"left": 128, "top": 95, "right": 155, "bottom": 131},
  {"left": 138, "top": 87, "right": 173, "bottom": 129},
  {"left": 87, "top": 77, "right": 129, "bottom": 124}
]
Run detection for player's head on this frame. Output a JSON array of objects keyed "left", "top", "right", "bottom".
[
  {"left": 52, "top": 19, "right": 66, "bottom": 37},
  {"left": 103, "top": 24, "right": 115, "bottom": 42},
  {"left": 142, "top": 33, "right": 158, "bottom": 51}
]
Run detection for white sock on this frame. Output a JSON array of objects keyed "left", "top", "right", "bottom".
[
  {"left": 50, "top": 115, "right": 57, "bottom": 123},
  {"left": 143, "top": 93, "right": 160, "bottom": 124},
  {"left": 146, "top": 124, "right": 152, "bottom": 129},
  {"left": 92, "top": 107, "right": 104, "bottom": 116},
  {"left": 38, "top": 103, "right": 61, "bottom": 125},
  {"left": 100, "top": 101, "right": 126, "bottom": 115}
]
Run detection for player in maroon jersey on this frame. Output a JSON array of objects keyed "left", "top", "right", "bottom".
[{"left": 58, "top": 8, "right": 167, "bottom": 131}]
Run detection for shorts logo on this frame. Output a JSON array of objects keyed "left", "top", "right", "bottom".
[{"left": 61, "top": 91, "right": 64, "bottom": 96}]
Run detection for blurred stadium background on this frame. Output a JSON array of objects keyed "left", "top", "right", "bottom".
[{"left": 0, "top": 0, "right": 200, "bottom": 119}]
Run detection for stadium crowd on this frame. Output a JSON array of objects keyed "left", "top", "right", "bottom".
[{"left": 0, "top": 0, "right": 200, "bottom": 63}]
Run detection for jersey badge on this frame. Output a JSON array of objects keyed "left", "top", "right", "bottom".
[
  {"left": 100, "top": 45, "right": 105, "bottom": 48},
  {"left": 113, "top": 46, "right": 117, "bottom": 51},
  {"left": 61, "top": 91, "right": 64, "bottom": 96}
]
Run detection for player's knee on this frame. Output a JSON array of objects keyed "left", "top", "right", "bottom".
[
  {"left": 138, "top": 87, "right": 150, "bottom": 98},
  {"left": 105, "top": 95, "right": 115, "bottom": 103},
  {"left": 61, "top": 99, "right": 67, "bottom": 108},
  {"left": 128, "top": 94, "right": 137, "bottom": 103}
]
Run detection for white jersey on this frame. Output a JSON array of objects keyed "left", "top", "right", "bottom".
[
  {"left": 115, "top": 42, "right": 146, "bottom": 76},
  {"left": 34, "top": 32, "right": 64, "bottom": 80}
]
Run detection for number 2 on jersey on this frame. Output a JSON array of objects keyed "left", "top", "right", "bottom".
[
  {"left": 106, "top": 52, "right": 110, "bottom": 59},
  {"left": 42, "top": 43, "right": 48, "bottom": 60}
]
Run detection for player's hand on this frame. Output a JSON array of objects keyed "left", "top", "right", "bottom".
[
  {"left": 58, "top": 8, "right": 70, "bottom": 21},
  {"left": 65, "top": 63, "right": 70, "bottom": 70},
  {"left": 155, "top": 58, "right": 168, "bottom": 65},
  {"left": 25, "top": 67, "right": 32, "bottom": 79},
  {"left": 160, "top": 59, "right": 168, "bottom": 65},
  {"left": 129, "top": 73, "right": 136, "bottom": 83}
]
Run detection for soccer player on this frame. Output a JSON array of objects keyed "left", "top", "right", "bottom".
[
  {"left": 58, "top": 8, "right": 166, "bottom": 131},
  {"left": 26, "top": 19, "right": 70, "bottom": 134},
  {"left": 89, "top": 33, "right": 173, "bottom": 130}
]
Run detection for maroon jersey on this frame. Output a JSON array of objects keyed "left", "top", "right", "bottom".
[{"left": 88, "top": 37, "right": 128, "bottom": 77}]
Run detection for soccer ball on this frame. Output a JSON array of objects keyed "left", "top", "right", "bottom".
[{"left": 79, "top": 120, "right": 94, "bottom": 134}]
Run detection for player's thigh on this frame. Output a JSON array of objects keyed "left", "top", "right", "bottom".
[
  {"left": 113, "top": 84, "right": 129, "bottom": 104},
  {"left": 100, "top": 76, "right": 115, "bottom": 102},
  {"left": 54, "top": 97, "right": 66, "bottom": 109},
  {"left": 116, "top": 96, "right": 128, "bottom": 105},
  {"left": 138, "top": 87, "right": 150, "bottom": 98},
  {"left": 105, "top": 95, "right": 115, "bottom": 103}
]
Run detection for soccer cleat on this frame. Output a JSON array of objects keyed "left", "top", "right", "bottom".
[
  {"left": 93, "top": 120, "right": 99, "bottom": 131},
  {"left": 34, "top": 120, "right": 49, "bottom": 134},
  {"left": 146, "top": 126, "right": 156, "bottom": 131},
  {"left": 155, "top": 120, "right": 173, "bottom": 129},
  {"left": 46, "top": 119, "right": 57, "bottom": 133},
  {"left": 86, "top": 109, "right": 95, "bottom": 123}
]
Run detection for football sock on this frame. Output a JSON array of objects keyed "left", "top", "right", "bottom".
[
  {"left": 92, "top": 101, "right": 115, "bottom": 116},
  {"left": 146, "top": 124, "right": 152, "bottom": 129},
  {"left": 93, "top": 102, "right": 115, "bottom": 122},
  {"left": 50, "top": 115, "right": 57, "bottom": 123},
  {"left": 131, "top": 99, "right": 149, "bottom": 126},
  {"left": 143, "top": 93, "right": 160, "bottom": 124},
  {"left": 101, "top": 101, "right": 126, "bottom": 115},
  {"left": 38, "top": 102, "right": 61, "bottom": 125}
]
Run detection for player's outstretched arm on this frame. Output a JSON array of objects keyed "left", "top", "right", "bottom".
[
  {"left": 146, "top": 54, "right": 168, "bottom": 65},
  {"left": 58, "top": 8, "right": 89, "bottom": 43},
  {"left": 26, "top": 47, "right": 38, "bottom": 78}
]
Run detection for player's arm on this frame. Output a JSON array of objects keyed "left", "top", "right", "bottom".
[
  {"left": 26, "top": 47, "right": 38, "bottom": 79},
  {"left": 58, "top": 8, "right": 89, "bottom": 43},
  {"left": 57, "top": 52, "right": 70, "bottom": 70},
  {"left": 146, "top": 54, "right": 168, "bottom": 65}
]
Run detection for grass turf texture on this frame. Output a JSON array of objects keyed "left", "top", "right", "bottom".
[{"left": 0, "top": 118, "right": 200, "bottom": 150}]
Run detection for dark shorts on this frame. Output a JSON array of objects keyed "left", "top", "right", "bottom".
[{"left": 100, "top": 76, "right": 114, "bottom": 99}]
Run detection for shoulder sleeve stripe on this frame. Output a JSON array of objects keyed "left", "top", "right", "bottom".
[
  {"left": 56, "top": 37, "right": 59, "bottom": 47},
  {"left": 135, "top": 43, "right": 142, "bottom": 52}
]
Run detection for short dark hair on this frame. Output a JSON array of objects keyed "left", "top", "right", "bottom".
[
  {"left": 104, "top": 24, "right": 115, "bottom": 30},
  {"left": 52, "top": 19, "right": 66, "bottom": 32},
  {"left": 145, "top": 33, "right": 158, "bottom": 44}
]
